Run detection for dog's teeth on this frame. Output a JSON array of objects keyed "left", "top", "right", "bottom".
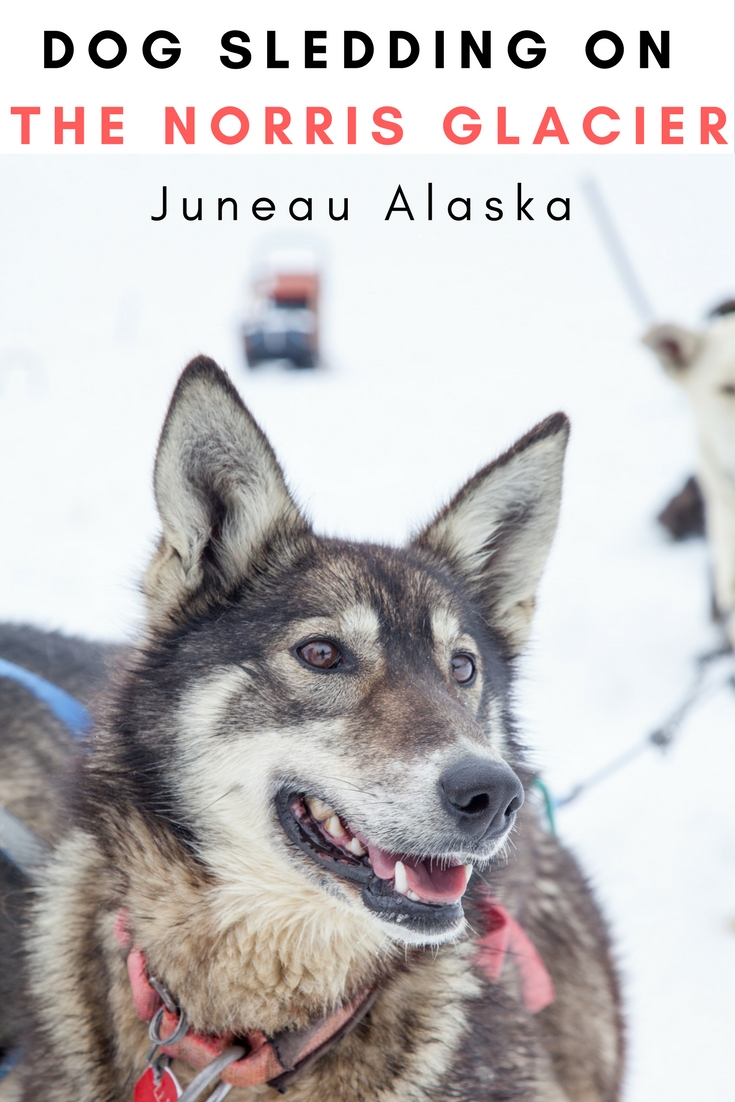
[
  {"left": 464, "top": 864, "right": 473, "bottom": 882},
  {"left": 325, "top": 815, "right": 346, "bottom": 839},
  {"left": 406, "top": 890, "right": 422, "bottom": 902},
  {"left": 394, "top": 861, "right": 409, "bottom": 895},
  {"left": 306, "top": 797, "right": 335, "bottom": 822},
  {"left": 346, "top": 837, "right": 366, "bottom": 857}
]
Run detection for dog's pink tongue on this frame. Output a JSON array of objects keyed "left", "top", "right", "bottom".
[{"left": 367, "top": 845, "right": 469, "bottom": 904}]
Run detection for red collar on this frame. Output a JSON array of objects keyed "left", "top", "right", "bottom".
[
  {"left": 473, "top": 895, "right": 555, "bottom": 1014},
  {"left": 115, "top": 910, "right": 377, "bottom": 1094},
  {"left": 116, "top": 894, "right": 552, "bottom": 1094}
]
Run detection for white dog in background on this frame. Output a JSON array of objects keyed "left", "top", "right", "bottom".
[{"left": 644, "top": 302, "right": 735, "bottom": 651}]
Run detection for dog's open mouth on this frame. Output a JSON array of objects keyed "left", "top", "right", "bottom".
[{"left": 276, "top": 790, "right": 471, "bottom": 935}]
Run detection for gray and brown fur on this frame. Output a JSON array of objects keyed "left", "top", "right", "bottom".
[{"left": 0, "top": 357, "right": 623, "bottom": 1101}]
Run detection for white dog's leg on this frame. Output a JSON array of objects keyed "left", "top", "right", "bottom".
[{"left": 699, "top": 454, "right": 735, "bottom": 649}]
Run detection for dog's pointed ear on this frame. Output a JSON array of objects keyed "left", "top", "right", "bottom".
[
  {"left": 144, "top": 356, "right": 309, "bottom": 621},
  {"left": 411, "top": 414, "right": 570, "bottom": 656},
  {"left": 642, "top": 323, "right": 702, "bottom": 375}
]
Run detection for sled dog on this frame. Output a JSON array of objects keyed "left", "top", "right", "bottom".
[
  {"left": 644, "top": 303, "right": 735, "bottom": 649},
  {"left": 0, "top": 357, "right": 622, "bottom": 1101}
]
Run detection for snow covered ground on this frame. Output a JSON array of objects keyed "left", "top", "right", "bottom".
[{"left": 1, "top": 154, "right": 734, "bottom": 1098}]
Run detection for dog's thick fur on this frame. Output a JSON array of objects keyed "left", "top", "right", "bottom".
[
  {"left": 0, "top": 358, "right": 623, "bottom": 1101},
  {"left": 644, "top": 309, "right": 735, "bottom": 648}
]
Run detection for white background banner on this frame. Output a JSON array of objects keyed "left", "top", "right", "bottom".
[{"left": 0, "top": 0, "right": 732, "bottom": 153}]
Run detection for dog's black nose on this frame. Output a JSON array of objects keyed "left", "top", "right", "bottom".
[{"left": 439, "top": 757, "right": 524, "bottom": 839}]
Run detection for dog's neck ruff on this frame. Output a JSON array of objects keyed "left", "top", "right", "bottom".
[
  {"left": 115, "top": 910, "right": 377, "bottom": 1096},
  {"left": 116, "top": 895, "right": 553, "bottom": 1098}
]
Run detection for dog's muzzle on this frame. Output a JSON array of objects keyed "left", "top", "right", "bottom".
[{"left": 275, "top": 789, "right": 484, "bottom": 937}]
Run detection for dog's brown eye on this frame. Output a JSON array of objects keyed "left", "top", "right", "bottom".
[
  {"left": 451, "top": 654, "right": 476, "bottom": 685},
  {"left": 298, "top": 640, "right": 343, "bottom": 670}
]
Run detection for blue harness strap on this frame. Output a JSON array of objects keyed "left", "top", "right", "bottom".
[
  {"left": 0, "top": 657, "right": 91, "bottom": 737},
  {"left": 0, "top": 1045, "right": 22, "bottom": 1083},
  {"left": 0, "top": 660, "right": 91, "bottom": 1081},
  {"left": 0, "top": 659, "right": 91, "bottom": 880}
]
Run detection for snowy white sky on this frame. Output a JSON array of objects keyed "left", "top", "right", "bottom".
[{"left": 1, "top": 154, "right": 734, "bottom": 1099}]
